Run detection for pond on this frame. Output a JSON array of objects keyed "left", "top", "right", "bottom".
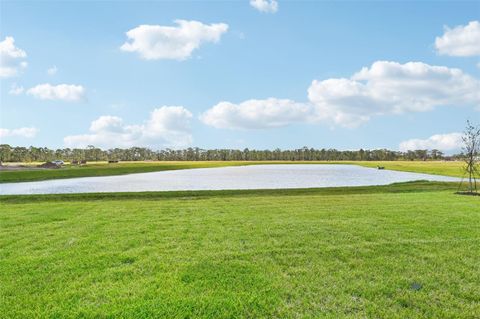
[{"left": 0, "top": 164, "right": 460, "bottom": 195}]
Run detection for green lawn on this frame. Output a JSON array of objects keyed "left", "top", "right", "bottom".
[
  {"left": 0, "top": 161, "right": 250, "bottom": 183},
  {"left": 1, "top": 182, "right": 479, "bottom": 318},
  {"left": 350, "top": 161, "right": 465, "bottom": 178},
  {"left": 0, "top": 160, "right": 466, "bottom": 183}
]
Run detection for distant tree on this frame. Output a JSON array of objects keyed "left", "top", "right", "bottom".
[
  {"left": 430, "top": 149, "right": 443, "bottom": 160},
  {"left": 0, "top": 144, "right": 452, "bottom": 163},
  {"left": 462, "top": 121, "right": 480, "bottom": 194},
  {"left": 414, "top": 149, "right": 428, "bottom": 161},
  {"left": 0, "top": 144, "right": 12, "bottom": 164}
]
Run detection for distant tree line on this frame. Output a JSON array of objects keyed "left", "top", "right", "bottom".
[{"left": 0, "top": 144, "right": 460, "bottom": 163}]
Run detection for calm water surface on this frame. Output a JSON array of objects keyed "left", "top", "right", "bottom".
[{"left": 0, "top": 164, "right": 459, "bottom": 195}]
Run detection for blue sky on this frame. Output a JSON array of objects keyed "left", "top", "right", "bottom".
[{"left": 1, "top": 0, "right": 479, "bottom": 152}]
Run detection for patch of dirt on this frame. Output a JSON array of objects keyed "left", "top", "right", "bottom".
[
  {"left": 456, "top": 191, "right": 480, "bottom": 196},
  {"left": 37, "top": 162, "right": 62, "bottom": 169},
  {"left": 0, "top": 165, "right": 37, "bottom": 171}
]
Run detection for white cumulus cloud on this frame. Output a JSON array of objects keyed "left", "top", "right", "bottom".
[
  {"left": 0, "top": 36, "right": 27, "bottom": 78},
  {"left": 120, "top": 20, "right": 228, "bottom": 60},
  {"left": 200, "top": 98, "right": 314, "bottom": 129},
  {"left": 308, "top": 61, "right": 480, "bottom": 127},
  {"left": 435, "top": 21, "right": 480, "bottom": 56},
  {"left": 399, "top": 132, "right": 463, "bottom": 151},
  {"left": 250, "top": 0, "right": 278, "bottom": 13},
  {"left": 0, "top": 127, "right": 38, "bottom": 139},
  {"left": 27, "top": 83, "right": 86, "bottom": 101},
  {"left": 64, "top": 106, "right": 193, "bottom": 148},
  {"left": 201, "top": 61, "right": 480, "bottom": 130}
]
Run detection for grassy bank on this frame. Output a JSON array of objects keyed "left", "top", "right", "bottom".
[
  {"left": 0, "top": 161, "right": 250, "bottom": 183},
  {"left": 352, "top": 161, "right": 465, "bottom": 178},
  {"left": 0, "top": 160, "right": 465, "bottom": 183},
  {"left": 1, "top": 182, "right": 479, "bottom": 318}
]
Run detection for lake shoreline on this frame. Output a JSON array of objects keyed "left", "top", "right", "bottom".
[
  {"left": 0, "top": 180, "right": 463, "bottom": 203},
  {"left": 0, "top": 164, "right": 460, "bottom": 195},
  {"left": 0, "top": 160, "right": 464, "bottom": 183}
]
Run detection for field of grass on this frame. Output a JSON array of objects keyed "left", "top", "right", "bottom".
[
  {"left": 351, "top": 161, "right": 465, "bottom": 178},
  {"left": 0, "top": 160, "right": 465, "bottom": 183},
  {"left": 0, "top": 161, "right": 251, "bottom": 183},
  {"left": 1, "top": 182, "right": 479, "bottom": 318}
]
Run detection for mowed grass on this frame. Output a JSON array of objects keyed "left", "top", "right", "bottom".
[
  {"left": 1, "top": 183, "right": 479, "bottom": 318},
  {"left": 0, "top": 160, "right": 465, "bottom": 183},
  {"left": 352, "top": 161, "right": 465, "bottom": 178},
  {"left": 0, "top": 161, "right": 248, "bottom": 183}
]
